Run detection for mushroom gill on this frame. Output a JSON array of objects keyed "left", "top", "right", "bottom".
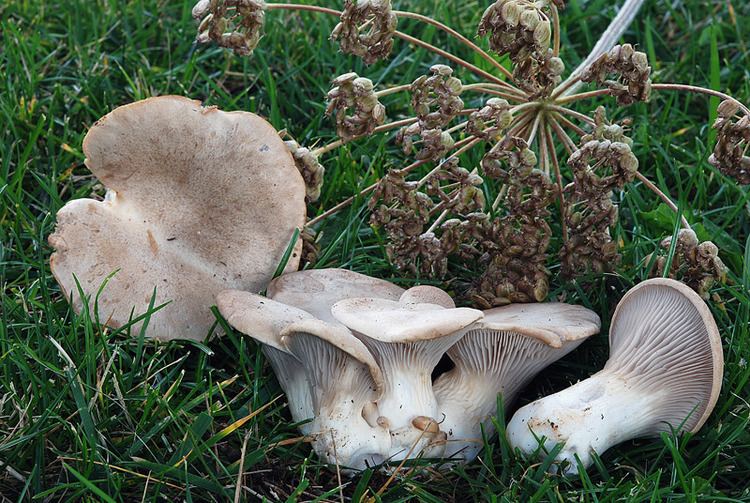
[
  {"left": 506, "top": 278, "right": 723, "bottom": 474},
  {"left": 433, "top": 303, "right": 600, "bottom": 462}
]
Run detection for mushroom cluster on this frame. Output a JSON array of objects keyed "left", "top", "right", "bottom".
[{"left": 217, "top": 268, "right": 603, "bottom": 469}]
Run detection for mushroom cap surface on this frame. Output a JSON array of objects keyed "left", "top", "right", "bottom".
[
  {"left": 49, "top": 96, "right": 305, "bottom": 341},
  {"left": 267, "top": 268, "right": 405, "bottom": 324},
  {"left": 399, "top": 285, "right": 456, "bottom": 308},
  {"left": 479, "top": 303, "right": 601, "bottom": 348},
  {"left": 607, "top": 277, "right": 723, "bottom": 432},
  {"left": 216, "top": 290, "right": 313, "bottom": 351},
  {"left": 331, "top": 298, "right": 482, "bottom": 342}
]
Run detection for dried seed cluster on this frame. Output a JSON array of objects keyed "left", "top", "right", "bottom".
[
  {"left": 397, "top": 65, "right": 464, "bottom": 161},
  {"left": 581, "top": 44, "right": 652, "bottom": 105},
  {"left": 561, "top": 108, "right": 638, "bottom": 276},
  {"left": 650, "top": 229, "right": 727, "bottom": 299},
  {"left": 193, "top": 0, "right": 266, "bottom": 56},
  {"left": 326, "top": 73, "right": 386, "bottom": 141},
  {"left": 331, "top": 0, "right": 398, "bottom": 64},
  {"left": 284, "top": 139, "right": 325, "bottom": 202},
  {"left": 709, "top": 99, "right": 750, "bottom": 184},
  {"left": 471, "top": 137, "right": 555, "bottom": 306},
  {"left": 477, "top": 0, "right": 562, "bottom": 96}
]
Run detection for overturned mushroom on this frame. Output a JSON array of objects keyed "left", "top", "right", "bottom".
[
  {"left": 332, "top": 292, "right": 483, "bottom": 460},
  {"left": 216, "top": 290, "right": 315, "bottom": 432},
  {"left": 49, "top": 96, "right": 306, "bottom": 341},
  {"left": 506, "top": 278, "right": 723, "bottom": 474},
  {"left": 434, "top": 303, "right": 600, "bottom": 462}
]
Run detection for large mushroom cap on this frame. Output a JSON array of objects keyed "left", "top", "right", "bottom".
[
  {"left": 607, "top": 277, "right": 723, "bottom": 432},
  {"left": 480, "top": 303, "right": 601, "bottom": 348},
  {"left": 267, "top": 268, "right": 405, "bottom": 324},
  {"left": 331, "top": 298, "right": 482, "bottom": 342},
  {"left": 49, "top": 96, "right": 305, "bottom": 341}
]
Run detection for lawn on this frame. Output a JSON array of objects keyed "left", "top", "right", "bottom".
[{"left": 1, "top": 0, "right": 750, "bottom": 500}]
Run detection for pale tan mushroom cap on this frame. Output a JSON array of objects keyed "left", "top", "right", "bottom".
[
  {"left": 267, "top": 268, "right": 405, "bottom": 324},
  {"left": 479, "top": 303, "right": 601, "bottom": 348},
  {"left": 608, "top": 278, "right": 724, "bottom": 432},
  {"left": 216, "top": 290, "right": 313, "bottom": 351},
  {"left": 331, "top": 298, "right": 483, "bottom": 342},
  {"left": 399, "top": 285, "right": 455, "bottom": 308},
  {"left": 49, "top": 96, "right": 306, "bottom": 341}
]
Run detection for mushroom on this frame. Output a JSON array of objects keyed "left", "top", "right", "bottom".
[
  {"left": 217, "top": 288, "right": 391, "bottom": 470},
  {"left": 267, "top": 268, "right": 405, "bottom": 324},
  {"left": 433, "top": 303, "right": 600, "bottom": 462},
  {"left": 49, "top": 96, "right": 305, "bottom": 341},
  {"left": 216, "top": 290, "right": 315, "bottom": 432},
  {"left": 506, "top": 278, "right": 724, "bottom": 474},
  {"left": 332, "top": 292, "right": 483, "bottom": 460},
  {"left": 281, "top": 319, "right": 391, "bottom": 469}
]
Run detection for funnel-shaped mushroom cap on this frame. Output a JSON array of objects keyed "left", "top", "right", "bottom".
[
  {"left": 434, "top": 303, "right": 600, "bottom": 462},
  {"left": 49, "top": 96, "right": 306, "bottom": 341},
  {"left": 332, "top": 298, "right": 481, "bottom": 343},
  {"left": 399, "top": 285, "right": 455, "bottom": 308},
  {"left": 507, "top": 278, "right": 723, "bottom": 473},
  {"left": 216, "top": 290, "right": 314, "bottom": 430},
  {"left": 605, "top": 278, "right": 723, "bottom": 431},
  {"left": 268, "top": 269, "right": 405, "bottom": 324}
]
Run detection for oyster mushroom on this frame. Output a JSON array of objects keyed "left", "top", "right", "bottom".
[
  {"left": 332, "top": 292, "right": 483, "bottom": 460},
  {"left": 216, "top": 290, "right": 315, "bottom": 432},
  {"left": 433, "top": 303, "right": 600, "bottom": 462},
  {"left": 506, "top": 278, "right": 724, "bottom": 474},
  {"left": 49, "top": 96, "right": 305, "bottom": 341},
  {"left": 281, "top": 318, "right": 391, "bottom": 470}
]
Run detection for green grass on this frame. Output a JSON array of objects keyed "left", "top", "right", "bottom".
[{"left": 2, "top": 0, "right": 750, "bottom": 500}]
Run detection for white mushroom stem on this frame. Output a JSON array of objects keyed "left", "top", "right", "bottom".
[
  {"left": 506, "top": 370, "right": 664, "bottom": 473},
  {"left": 331, "top": 296, "right": 483, "bottom": 460},
  {"left": 507, "top": 279, "right": 723, "bottom": 474},
  {"left": 261, "top": 346, "right": 314, "bottom": 433},
  {"left": 282, "top": 331, "right": 390, "bottom": 470}
]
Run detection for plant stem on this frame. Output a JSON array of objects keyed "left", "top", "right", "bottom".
[
  {"left": 265, "top": 4, "right": 525, "bottom": 94},
  {"left": 394, "top": 10, "right": 517, "bottom": 85},
  {"left": 426, "top": 208, "right": 449, "bottom": 233},
  {"left": 462, "top": 83, "right": 528, "bottom": 103},
  {"left": 552, "top": 111, "right": 587, "bottom": 136},
  {"left": 546, "top": 104, "right": 595, "bottom": 125},
  {"left": 526, "top": 114, "right": 542, "bottom": 146},
  {"left": 555, "top": 88, "right": 612, "bottom": 105},
  {"left": 651, "top": 83, "right": 750, "bottom": 116},
  {"left": 544, "top": 119, "right": 569, "bottom": 243},
  {"left": 374, "top": 84, "right": 413, "bottom": 98},
  {"left": 415, "top": 137, "right": 484, "bottom": 188},
  {"left": 394, "top": 31, "right": 519, "bottom": 91},
  {"left": 551, "top": 5, "right": 561, "bottom": 57},
  {"left": 312, "top": 117, "right": 418, "bottom": 156},
  {"left": 633, "top": 171, "right": 691, "bottom": 229},
  {"left": 549, "top": 115, "right": 577, "bottom": 154},
  {"left": 307, "top": 136, "right": 482, "bottom": 227}
]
